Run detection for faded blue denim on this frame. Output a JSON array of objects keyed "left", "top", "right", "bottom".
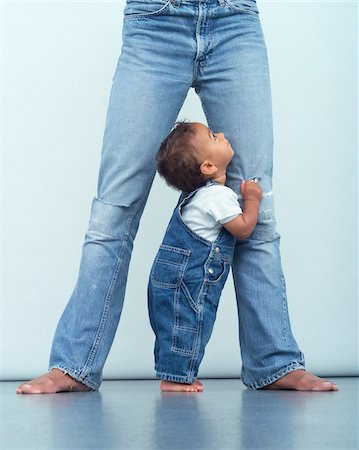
[
  {"left": 49, "top": 0, "right": 305, "bottom": 390},
  {"left": 148, "top": 180, "right": 237, "bottom": 383}
]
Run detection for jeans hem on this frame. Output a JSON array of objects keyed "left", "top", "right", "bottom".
[
  {"left": 156, "top": 371, "right": 196, "bottom": 384},
  {"left": 243, "top": 361, "right": 306, "bottom": 390},
  {"left": 48, "top": 365, "right": 100, "bottom": 391}
]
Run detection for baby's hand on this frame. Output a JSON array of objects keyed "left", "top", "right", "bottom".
[{"left": 240, "top": 179, "right": 262, "bottom": 202}]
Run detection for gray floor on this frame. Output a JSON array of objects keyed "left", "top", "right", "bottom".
[{"left": 1, "top": 378, "right": 358, "bottom": 449}]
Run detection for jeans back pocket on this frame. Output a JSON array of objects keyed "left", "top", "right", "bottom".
[{"left": 150, "top": 244, "right": 190, "bottom": 288}]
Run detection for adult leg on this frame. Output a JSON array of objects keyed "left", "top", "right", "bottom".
[
  {"left": 16, "top": 3, "right": 195, "bottom": 393},
  {"left": 194, "top": 1, "right": 337, "bottom": 390}
]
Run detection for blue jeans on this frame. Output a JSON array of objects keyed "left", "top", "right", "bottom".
[{"left": 49, "top": 0, "right": 305, "bottom": 390}]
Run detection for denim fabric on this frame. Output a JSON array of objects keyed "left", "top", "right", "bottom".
[
  {"left": 48, "top": 0, "right": 305, "bottom": 391},
  {"left": 148, "top": 181, "right": 236, "bottom": 383}
]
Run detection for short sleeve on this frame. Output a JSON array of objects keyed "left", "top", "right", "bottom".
[{"left": 206, "top": 186, "right": 242, "bottom": 224}]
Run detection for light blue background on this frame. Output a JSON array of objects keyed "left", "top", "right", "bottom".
[{"left": 1, "top": 1, "right": 358, "bottom": 381}]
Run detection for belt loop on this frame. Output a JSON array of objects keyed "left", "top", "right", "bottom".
[{"left": 170, "top": 0, "right": 181, "bottom": 7}]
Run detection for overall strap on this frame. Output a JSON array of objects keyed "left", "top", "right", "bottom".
[{"left": 177, "top": 179, "right": 217, "bottom": 210}]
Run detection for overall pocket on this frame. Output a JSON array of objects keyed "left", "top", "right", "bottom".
[
  {"left": 150, "top": 244, "right": 190, "bottom": 288},
  {"left": 205, "top": 258, "right": 231, "bottom": 285},
  {"left": 123, "top": 0, "right": 172, "bottom": 20}
]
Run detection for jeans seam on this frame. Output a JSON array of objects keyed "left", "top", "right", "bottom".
[
  {"left": 156, "top": 371, "right": 195, "bottom": 384},
  {"left": 280, "top": 272, "right": 298, "bottom": 349},
  {"left": 82, "top": 253, "right": 124, "bottom": 374},
  {"left": 281, "top": 273, "right": 289, "bottom": 345},
  {"left": 243, "top": 361, "right": 306, "bottom": 390},
  {"left": 181, "top": 281, "right": 200, "bottom": 314},
  {"left": 48, "top": 365, "right": 99, "bottom": 390},
  {"left": 189, "top": 315, "right": 202, "bottom": 374}
]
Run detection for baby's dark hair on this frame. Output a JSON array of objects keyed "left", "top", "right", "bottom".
[{"left": 156, "top": 119, "right": 208, "bottom": 193}]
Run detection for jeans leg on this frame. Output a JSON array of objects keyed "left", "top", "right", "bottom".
[
  {"left": 194, "top": 7, "right": 305, "bottom": 389},
  {"left": 49, "top": 14, "right": 194, "bottom": 389}
]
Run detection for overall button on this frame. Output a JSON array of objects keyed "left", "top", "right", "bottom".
[
  {"left": 208, "top": 268, "right": 214, "bottom": 274},
  {"left": 215, "top": 247, "right": 220, "bottom": 253}
]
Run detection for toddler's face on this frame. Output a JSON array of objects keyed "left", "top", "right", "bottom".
[{"left": 191, "top": 122, "right": 234, "bottom": 170}]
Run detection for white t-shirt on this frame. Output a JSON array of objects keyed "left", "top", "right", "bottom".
[{"left": 180, "top": 181, "right": 243, "bottom": 242}]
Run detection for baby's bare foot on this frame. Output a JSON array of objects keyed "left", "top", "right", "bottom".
[
  {"left": 15, "top": 368, "right": 92, "bottom": 394},
  {"left": 260, "top": 369, "right": 339, "bottom": 391},
  {"left": 160, "top": 378, "right": 204, "bottom": 392}
]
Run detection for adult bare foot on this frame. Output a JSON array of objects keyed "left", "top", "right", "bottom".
[
  {"left": 160, "top": 378, "right": 204, "bottom": 392},
  {"left": 260, "top": 369, "right": 339, "bottom": 391},
  {"left": 15, "top": 368, "right": 92, "bottom": 394}
]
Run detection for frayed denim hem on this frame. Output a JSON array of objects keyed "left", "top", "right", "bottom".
[
  {"left": 242, "top": 362, "right": 306, "bottom": 390},
  {"left": 156, "top": 371, "right": 196, "bottom": 384},
  {"left": 48, "top": 365, "right": 99, "bottom": 391}
]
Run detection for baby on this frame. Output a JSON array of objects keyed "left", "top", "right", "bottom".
[{"left": 147, "top": 120, "right": 262, "bottom": 392}]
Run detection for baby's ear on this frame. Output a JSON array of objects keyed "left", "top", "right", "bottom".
[{"left": 200, "top": 159, "right": 217, "bottom": 175}]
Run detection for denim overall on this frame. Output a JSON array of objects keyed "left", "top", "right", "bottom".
[{"left": 147, "top": 180, "right": 237, "bottom": 384}]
